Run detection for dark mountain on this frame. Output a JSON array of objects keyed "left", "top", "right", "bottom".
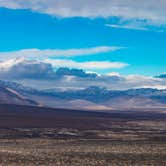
[{"left": 0, "top": 80, "right": 38, "bottom": 106}]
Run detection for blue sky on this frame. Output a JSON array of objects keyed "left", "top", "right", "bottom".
[{"left": 0, "top": 1, "right": 166, "bottom": 77}]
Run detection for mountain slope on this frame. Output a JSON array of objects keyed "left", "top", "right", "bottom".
[
  {"left": 0, "top": 81, "right": 37, "bottom": 106},
  {"left": 0, "top": 80, "right": 166, "bottom": 110},
  {"left": 24, "top": 86, "right": 166, "bottom": 110}
]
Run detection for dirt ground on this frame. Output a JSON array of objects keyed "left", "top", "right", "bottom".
[{"left": 0, "top": 104, "right": 165, "bottom": 165}]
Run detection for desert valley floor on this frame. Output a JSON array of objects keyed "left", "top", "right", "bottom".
[{"left": 0, "top": 104, "right": 165, "bottom": 166}]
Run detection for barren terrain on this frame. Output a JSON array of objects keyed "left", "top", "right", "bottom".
[{"left": 0, "top": 104, "right": 165, "bottom": 165}]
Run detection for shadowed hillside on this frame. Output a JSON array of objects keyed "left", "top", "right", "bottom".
[{"left": 0, "top": 104, "right": 165, "bottom": 129}]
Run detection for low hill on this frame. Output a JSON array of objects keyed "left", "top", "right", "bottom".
[{"left": 0, "top": 104, "right": 165, "bottom": 129}]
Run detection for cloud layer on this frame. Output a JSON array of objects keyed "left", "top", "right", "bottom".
[
  {"left": 106, "top": 24, "right": 149, "bottom": 31},
  {"left": 44, "top": 59, "right": 128, "bottom": 70},
  {"left": 0, "top": 47, "right": 120, "bottom": 60},
  {"left": 0, "top": 0, "right": 166, "bottom": 25},
  {"left": 0, "top": 58, "right": 127, "bottom": 79},
  {"left": 0, "top": 58, "right": 165, "bottom": 90},
  {"left": 0, "top": 58, "right": 54, "bottom": 79}
]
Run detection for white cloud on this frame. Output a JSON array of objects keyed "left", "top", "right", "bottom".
[
  {"left": 106, "top": 24, "right": 149, "bottom": 31},
  {"left": 44, "top": 59, "right": 128, "bottom": 69},
  {"left": 137, "top": 85, "right": 166, "bottom": 90},
  {"left": 106, "top": 23, "right": 164, "bottom": 32},
  {"left": 107, "top": 72, "right": 121, "bottom": 76},
  {"left": 0, "top": 58, "right": 165, "bottom": 90},
  {"left": 0, "top": 0, "right": 166, "bottom": 25},
  {"left": 0, "top": 58, "right": 54, "bottom": 79},
  {"left": 0, "top": 58, "right": 127, "bottom": 79},
  {"left": 18, "top": 71, "right": 166, "bottom": 90},
  {"left": 0, "top": 46, "right": 120, "bottom": 60},
  {"left": 123, "top": 75, "right": 166, "bottom": 89}
]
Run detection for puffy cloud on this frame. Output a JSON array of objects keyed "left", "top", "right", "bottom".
[
  {"left": 0, "top": 58, "right": 99, "bottom": 79},
  {"left": 0, "top": 58, "right": 54, "bottom": 79},
  {"left": 0, "top": 58, "right": 165, "bottom": 90},
  {"left": 0, "top": 46, "right": 120, "bottom": 60},
  {"left": 44, "top": 59, "right": 128, "bottom": 70},
  {"left": 59, "top": 74, "right": 166, "bottom": 90},
  {"left": 124, "top": 75, "right": 165, "bottom": 89},
  {"left": 0, "top": 0, "right": 166, "bottom": 25},
  {"left": 55, "top": 68, "right": 97, "bottom": 78}
]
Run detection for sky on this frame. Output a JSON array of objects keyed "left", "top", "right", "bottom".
[{"left": 0, "top": 0, "right": 165, "bottom": 90}]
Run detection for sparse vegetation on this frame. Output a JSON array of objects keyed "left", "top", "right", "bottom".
[
  {"left": 0, "top": 104, "right": 165, "bottom": 165},
  {"left": 0, "top": 137, "right": 165, "bottom": 165},
  {"left": 0, "top": 119, "right": 165, "bottom": 165}
]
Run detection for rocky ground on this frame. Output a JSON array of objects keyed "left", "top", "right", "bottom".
[{"left": 0, "top": 104, "right": 165, "bottom": 165}]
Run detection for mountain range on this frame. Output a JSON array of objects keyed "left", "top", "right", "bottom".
[{"left": 0, "top": 80, "right": 166, "bottom": 110}]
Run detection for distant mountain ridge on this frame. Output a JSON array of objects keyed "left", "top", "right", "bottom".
[
  {"left": 40, "top": 86, "right": 166, "bottom": 102},
  {"left": 0, "top": 80, "right": 166, "bottom": 109}
]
